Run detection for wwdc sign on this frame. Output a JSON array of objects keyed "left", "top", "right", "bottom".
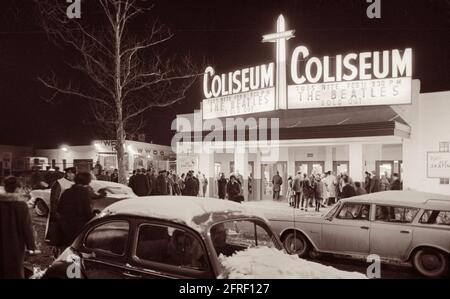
[{"left": 202, "top": 15, "right": 412, "bottom": 119}]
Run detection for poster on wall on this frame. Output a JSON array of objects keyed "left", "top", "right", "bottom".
[{"left": 427, "top": 152, "right": 450, "bottom": 178}]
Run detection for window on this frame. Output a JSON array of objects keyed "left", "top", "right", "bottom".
[
  {"left": 336, "top": 203, "right": 371, "bottom": 220},
  {"left": 135, "top": 224, "right": 207, "bottom": 271},
  {"left": 439, "top": 142, "right": 449, "bottom": 153},
  {"left": 210, "top": 220, "right": 278, "bottom": 258},
  {"left": 375, "top": 206, "right": 419, "bottom": 223},
  {"left": 85, "top": 221, "right": 129, "bottom": 256},
  {"left": 420, "top": 210, "right": 450, "bottom": 226},
  {"left": 440, "top": 178, "right": 450, "bottom": 185}
]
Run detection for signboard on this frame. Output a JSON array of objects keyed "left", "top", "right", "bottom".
[
  {"left": 202, "top": 87, "right": 275, "bottom": 119},
  {"left": 288, "top": 77, "right": 412, "bottom": 109},
  {"left": 177, "top": 154, "right": 198, "bottom": 175},
  {"left": 427, "top": 152, "right": 450, "bottom": 178},
  {"left": 201, "top": 16, "right": 413, "bottom": 118}
]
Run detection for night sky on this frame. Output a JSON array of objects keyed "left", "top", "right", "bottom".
[{"left": 0, "top": 0, "right": 449, "bottom": 148}]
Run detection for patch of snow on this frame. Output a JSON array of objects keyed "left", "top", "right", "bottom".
[{"left": 219, "top": 247, "right": 367, "bottom": 279}]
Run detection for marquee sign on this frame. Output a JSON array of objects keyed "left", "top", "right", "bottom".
[{"left": 202, "top": 15, "right": 413, "bottom": 119}]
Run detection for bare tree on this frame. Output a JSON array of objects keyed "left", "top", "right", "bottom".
[{"left": 35, "top": 0, "right": 198, "bottom": 183}]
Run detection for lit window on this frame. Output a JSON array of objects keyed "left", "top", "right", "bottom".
[
  {"left": 440, "top": 178, "right": 450, "bottom": 185},
  {"left": 439, "top": 142, "right": 449, "bottom": 152}
]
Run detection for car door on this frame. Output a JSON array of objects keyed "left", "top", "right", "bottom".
[
  {"left": 370, "top": 205, "right": 418, "bottom": 261},
  {"left": 79, "top": 219, "right": 132, "bottom": 279},
  {"left": 321, "top": 202, "right": 371, "bottom": 255},
  {"left": 126, "top": 221, "right": 215, "bottom": 279}
]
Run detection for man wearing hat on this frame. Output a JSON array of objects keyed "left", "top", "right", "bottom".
[{"left": 45, "top": 167, "right": 76, "bottom": 251}]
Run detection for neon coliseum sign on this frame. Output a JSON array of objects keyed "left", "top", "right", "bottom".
[{"left": 290, "top": 47, "right": 412, "bottom": 84}]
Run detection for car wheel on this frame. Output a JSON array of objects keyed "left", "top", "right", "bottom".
[
  {"left": 283, "top": 232, "right": 311, "bottom": 258},
  {"left": 413, "top": 248, "right": 448, "bottom": 278},
  {"left": 35, "top": 199, "right": 49, "bottom": 217}
]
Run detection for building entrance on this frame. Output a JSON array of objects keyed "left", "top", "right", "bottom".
[{"left": 261, "top": 162, "right": 287, "bottom": 201}]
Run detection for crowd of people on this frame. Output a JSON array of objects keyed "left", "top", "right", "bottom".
[
  {"left": 126, "top": 168, "right": 247, "bottom": 203},
  {"left": 283, "top": 170, "right": 403, "bottom": 211}
]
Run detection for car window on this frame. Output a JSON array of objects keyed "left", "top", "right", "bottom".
[
  {"left": 375, "top": 205, "right": 419, "bottom": 223},
  {"left": 210, "top": 220, "right": 278, "bottom": 258},
  {"left": 336, "top": 203, "right": 370, "bottom": 220},
  {"left": 85, "top": 221, "right": 130, "bottom": 256},
  {"left": 135, "top": 224, "right": 208, "bottom": 271},
  {"left": 420, "top": 210, "right": 450, "bottom": 226}
]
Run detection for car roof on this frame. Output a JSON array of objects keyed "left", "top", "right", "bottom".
[
  {"left": 341, "top": 191, "right": 450, "bottom": 210},
  {"left": 101, "top": 196, "right": 266, "bottom": 233}
]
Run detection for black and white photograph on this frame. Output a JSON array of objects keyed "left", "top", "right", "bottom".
[{"left": 0, "top": 0, "right": 449, "bottom": 283}]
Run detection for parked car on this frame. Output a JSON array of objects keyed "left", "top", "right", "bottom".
[
  {"left": 42, "top": 196, "right": 284, "bottom": 279},
  {"left": 268, "top": 191, "right": 450, "bottom": 278},
  {"left": 29, "top": 180, "right": 136, "bottom": 217}
]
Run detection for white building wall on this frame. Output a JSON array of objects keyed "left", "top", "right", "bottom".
[{"left": 403, "top": 89, "right": 450, "bottom": 195}]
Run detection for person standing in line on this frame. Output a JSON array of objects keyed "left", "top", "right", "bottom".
[
  {"left": 355, "top": 182, "right": 367, "bottom": 196},
  {"left": 271, "top": 171, "right": 283, "bottom": 201},
  {"left": 56, "top": 173, "right": 94, "bottom": 249},
  {"left": 313, "top": 174, "right": 325, "bottom": 212},
  {"left": 369, "top": 171, "right": 381, "bottom": 193},
  {"left": 46, "top": 167, "right": 76, "bottom": 249},
  {"left": 390, "top": 173, "right": 402, "bottom": 190},
  {"left": 364, "top": 171, "right": 371, "bottom": 194},
  {"left": 287, "top": 176, "right": 294, "bottom": 207},
  {"left": 110, "top": 169, "right": 119, "bottom": 183},
  {"left": 156, "top": 170, "right": 169, "bottom": 195},
  {"left": 217, "top": 173, "right": 228, "bottom": 200},
  {"left": 193, "top": 172, "right": 200, "bottom": 196},
  {"left": 227, "top": 175, "right": 242, "bottom": 203},
  {"left": 341, "top": 176, "right": 356, "bottom": 199},
  {"left": 0, "top": 176, "right": 38, "bottom": 279},
  {"left": 380, "top": 174, "right": 390, "bottom": 191},
  {"left": 201, "top": 174, "right": 208, "bottom": 197},
  {"left": 292, "top": 172, "right": 303, "bottom": 209}
]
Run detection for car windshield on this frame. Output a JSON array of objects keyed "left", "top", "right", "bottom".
[
  {"left": 324, "top": 203, "right": 341, "bottom": 219},
  {"left": 209, "top": 220, "right": 279, "bottom": 258}
]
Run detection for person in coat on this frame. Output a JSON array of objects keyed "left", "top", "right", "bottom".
[
  {"left": 217, "top": 173, "right": 227, "bottom": 200},
  {"left": 46, "top": 167, "right": 76, "bottom": 247},
  {"left": 227, "top": 175, "right": 242, "bottom": 203},
  {"left": 272, "top": 171, "right": 283, "bottom": 201},
  {"left": 0, "top": 176, "right": 37, "bottom": 279},
  {"left": 156, "top": 170, "right": 169, "bottom": 195},
  {"left": 129, "top": 169, "right": 151, "bottom": 196},
  {"left": 292, "top": 172, "right": 303, "bottom": 209},
  {"left": 369, "top": 171, "right": 381, "bottom": 193},
  {"left": 355, "top": 182, "right": 367, "bottom": 196},
  {"left": 313, "top": 175, "right": 325, "bottom": 212},
  {"left": 56, "top": 172, "right": 94, "bottom": 249},
  {"left": 201, "top": 174, "right": 208, "bottom": 197},
  {"left": 183, "top": 172, "right": 196, "bottom": 196},
  {"left": 364, "top": 171, "right": 372, "bottom": 194},
  {"left": 341, "top": 176, "right": 356, "bottom": 199},
  {"left": 324, "top": 171, "right": 337, "bottom": 206},
  {"left": 390, "top": 173, "right": 402, "bottom": 190}
]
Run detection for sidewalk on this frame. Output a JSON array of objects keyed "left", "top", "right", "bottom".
[{"left": 243, "top": 199, "right": 332, "bottom": 219}]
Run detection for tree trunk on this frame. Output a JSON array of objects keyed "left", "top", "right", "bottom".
[{"left": 116, "top": 124, "right": 127, "bottom": 185}]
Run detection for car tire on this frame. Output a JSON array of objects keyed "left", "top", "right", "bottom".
[
  {"left": 413, "top": 248, "right": 449, "bottom": 278},
  {"left": 35, "top": 199, "right": 49, "bottom": 217},
  {"left": 282, "top": 231, "right": 311, "bottom": 258}
]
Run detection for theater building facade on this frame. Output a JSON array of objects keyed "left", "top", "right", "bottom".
[{"left": 175, "top": 16, "right": 450, "bottom": 200}]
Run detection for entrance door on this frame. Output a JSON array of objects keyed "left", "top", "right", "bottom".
[
  {"left": 333, "top": 161, "right": 349, "bottom": 175},
  {"left": 295, "top": 161, "right": 325, "bottom": 176},
  {"left": 376, "top": 161, "right": 397, "bottom": 180},
  {"left": 261, "top": 162, "right": 287, "bottom": 201}
]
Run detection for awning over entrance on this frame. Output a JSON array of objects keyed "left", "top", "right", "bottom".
[{"left": 191, "top": 105, "right": 410, "bottom": 141}]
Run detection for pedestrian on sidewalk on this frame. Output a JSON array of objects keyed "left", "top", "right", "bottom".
[
  {"left": 272, "top": 171, "right": 283, "bottom": 201},
  {"left": 0, "top": 176, "right": 38, "bottom": 279},
  {"left": 293, "top": 172, "right": 303, "bottom": 209}
]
